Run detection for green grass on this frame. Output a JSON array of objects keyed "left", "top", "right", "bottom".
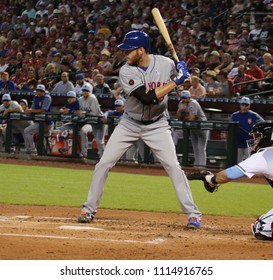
[{"left": 0, "top": 163, "right": 272, "bottom": 217}]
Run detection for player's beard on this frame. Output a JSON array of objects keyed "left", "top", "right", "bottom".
[{"left": 127, "top": 50, "right": 141, "bottom": 67}]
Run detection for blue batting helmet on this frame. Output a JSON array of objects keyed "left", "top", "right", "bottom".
[{"left": 118, "top": 31, "right": 150, "bottom": 52}]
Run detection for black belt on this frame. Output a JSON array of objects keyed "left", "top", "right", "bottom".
[{"left": 126, "top": 113, "right": 163, "bottom": 125}]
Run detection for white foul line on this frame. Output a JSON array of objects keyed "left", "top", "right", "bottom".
[{"left": 0, "top": 233, "right": 167, "bottom": 244}]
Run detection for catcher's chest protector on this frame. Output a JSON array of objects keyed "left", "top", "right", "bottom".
[{"left": 253, "top": 208, "right": 273, "bottom": 240}]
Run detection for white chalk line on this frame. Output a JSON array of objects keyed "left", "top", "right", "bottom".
[
  {"left": 58, "top": 225, "right": 104, "bottom": 231},
  {"left": 0, "top": 215, "right": 251, "bottom": 242},
  {"left": 0, "top": 233, "right": 167, "bottom": 244}
]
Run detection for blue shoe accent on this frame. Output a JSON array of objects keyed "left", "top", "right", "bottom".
[{"left": 187, "top": 217, "right": 201, "bottom": 229}]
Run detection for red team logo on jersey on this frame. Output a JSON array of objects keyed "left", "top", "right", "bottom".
[
  {"left": 129, "top": 79, "right": 134, "bottom": 85},
  {"left": 248, "top": 118, "right": 253, "bottom": 124}
]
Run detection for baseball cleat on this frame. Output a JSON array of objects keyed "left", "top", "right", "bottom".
[
  {"left": 77, "top": 212, "right": 95, "bottom": 223},
  {"left": 187, "top": 217, "right": 201, "bottom": 229}
]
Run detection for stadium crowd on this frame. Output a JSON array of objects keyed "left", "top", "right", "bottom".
[{"left": 0, "top": 0, "right": 273, "bottom": 98}]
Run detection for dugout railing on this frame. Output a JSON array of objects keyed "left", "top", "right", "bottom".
[
  {"left": 168, "top": 120, "right": 239, "bottom": 168},
  {"left": 2, "top": 112, "right": 239, "bottom": 168},
  {"left": 1, "top": 90, "right": 273, "bottom": 117}
]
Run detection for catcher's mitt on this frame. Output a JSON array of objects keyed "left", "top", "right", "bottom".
[{"left": 187, "top": 170, "right": 219, "bottom": 193}]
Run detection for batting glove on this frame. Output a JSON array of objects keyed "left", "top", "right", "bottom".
[
  {"left": 175, "top": 60, "right": 186, "bottom": 71},
  {"left": 173, "top": 62, "right": 190, "bottom": 86}
]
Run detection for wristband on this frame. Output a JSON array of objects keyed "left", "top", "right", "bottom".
[{"left": 211, "top": 176, "right": 218, "bottom": 185}]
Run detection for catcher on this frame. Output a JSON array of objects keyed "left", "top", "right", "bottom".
[{"left": 187, "top": 121, "right": 273, "bottom": 241}]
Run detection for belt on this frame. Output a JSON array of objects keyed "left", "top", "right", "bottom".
[{"left": 126, "top": 113, "right": 163, "bottom": 125}]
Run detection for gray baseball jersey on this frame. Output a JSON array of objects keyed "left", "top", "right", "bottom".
[
  {"left": 0, "top": 101, "right": 22, "bottom": 112},
  {"left": 178, "top": 98, "right": 208, "bottom": 166},
  {"left": 179, "top": 98, "right": 207, "bottom": 121},
  {"left": 119, "top": 54, "right": 175, "bottom": 121},
  {"left": 81, "top": 54, "right": 201, "bottom": 221},
  {"left": 79, "top": 94, "right": 103, "bottom": 116},
  {"left": 79, "top": 94, "right": 104, "bottom": 157}
]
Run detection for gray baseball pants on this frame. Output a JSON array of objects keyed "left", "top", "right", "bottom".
[{"left": 82, "top": 117, "right": 202, "bottom": 220}]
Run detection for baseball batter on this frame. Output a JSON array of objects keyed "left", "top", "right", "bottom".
[
  {"left": 78, "top": 31, "right": 202, "bottom": 228},
  {"left": 189, "top": 121, "right": 273, "bottom": 240}
]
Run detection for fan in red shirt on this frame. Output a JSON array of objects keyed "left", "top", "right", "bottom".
[
  {"left": 245, "top": 55, "right": 264, "bottom": 79},
  {"left": 182, "top": 44, "right": 197, "bottom": 71},
  {"left": 233, "top": 65, "right": 256, "bottom": 95},
  {"left": 245, "top": 55, "right": 264, "bottom": 89}
]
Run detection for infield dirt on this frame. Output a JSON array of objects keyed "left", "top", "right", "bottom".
[{"left": 0, "top": 158, "right": 272, "bottom": 260}]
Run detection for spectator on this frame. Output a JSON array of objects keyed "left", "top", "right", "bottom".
[
  {"left": 50, "top": 51, "right": 62, "bottom": 74},
  {"left": 74, "top": 73, "right": 93, "bottom": 96},
  {"left": 44, "top": 63, "right": 58, "bottom": 90},
  {"left": 256, "top": 45, "right": 269, "bottom": 66},
  {"left": 245, "top": 55, "right": 264, "bottom": 89},
  {"left": 51, "top": 71, "right": 75, "bottom": 94},
  {"left": 37, "top": 66, "right": 47, "bottom": 86},
  {"left": 24, "top": 84, "right": 53, "bottom": 154},
  {"left": 230, "top": 96, "right": 264, "bottom": 163},
  {"left": 93, "top": 73, "right": 112, "bottom": 95},
  {"left": 215, "top": 53, "right": 234, "bottom": 73},
  {"left": 10, "top": 65, "right": 27, "bottom": 89},
  {"left": 246, "top": 55, "right": 264, "bottom": 79},
  {"left": 205, "top": 50, "right": 221, "bottom": 71},
  {"left": 231, "top": 0, "right": 245, "bottom": 15},
  {"left": 226, "top": 30, "right": 239, "bottom": 52},
  {"left": 88, "top": 53, "right": 103, "bottom": 73},
  {"left": 214, "top": 31, "right": 224, "bottom": 47},
  {"left": 228, "top": 55, "right": 246, "bottom": 79},
  {"left": 35, "top": 2, "right": 48, "bottom": 18},
  {"left": 0, "top": 72, "right": 17, "bottom": 91},
  {"left": 204, "top": 70, "right": 219, "bottom": 96},
  {"left": 260, "top": 52, "right": 273, "bottom": 78},
  {"left": 259, "top": 17, "right": 273, "bottom": 42},
  {"left": 189, "top": 76, "right": 206, "bottom": 98},
  {"left": 182, "top": 44, "right": 197, "bottom": 70},
  {"left": 176, "top": 90, "right": 209, "bottom": 167},
  {"left": 111, "top": 49, "right": 126, "bottom": 75},
  {"left": 21, "top": 66, "right": 37, "bottom": 91},
  {"left": 0, "top": 55, "right": 9, "bottom": 73},
  {"left": 98, "top": 49, "right": 113, "bottom": 76},
  {"left": 248, "top": 20, "right": 262, "bottom": 42},
  {"left": 78, "top": 84, "right": 104, "bottom": 158},
  {"left": 233, "top": 65, "right": 256, "bottom": 96},
  {"left": 216, "top": 70, "right": 234, "bottom": 97},
  {"left": 5, "top": 39, "right": 20, "bottom": 61},
  {"left": 0, "top": 14, "right": 14, "bottom": 33},
  {"left": 6, "top": 56, "right": 20, "bottom": 76},
  {"left": 0, "top": 41, "right": 8, "bottom": 58},
  {"left": 21, "top": 1, "right": 37, "bottom": 20}
]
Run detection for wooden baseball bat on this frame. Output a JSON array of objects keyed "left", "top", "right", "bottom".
[{"left": 151, "top": 8, "right": 179, "bottom": 62}]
